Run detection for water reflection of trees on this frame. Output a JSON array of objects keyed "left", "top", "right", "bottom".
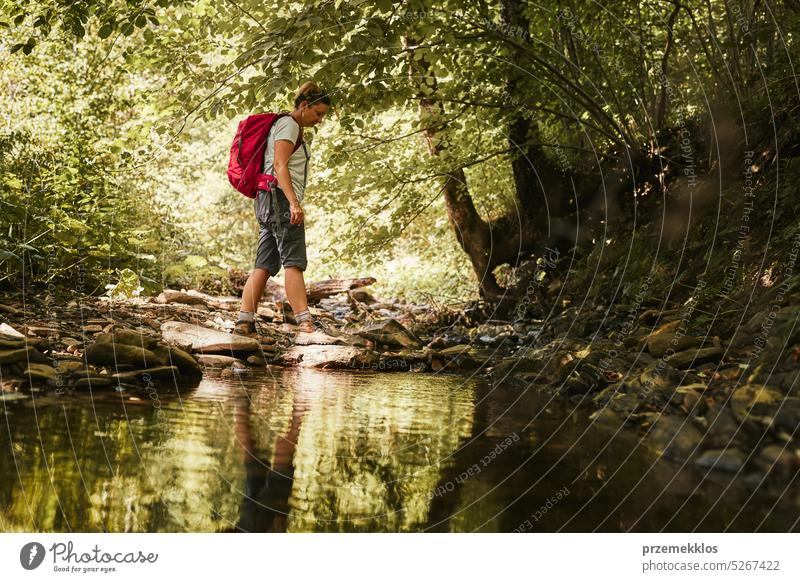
[{"left": 0, "top": 372, "right": 477, "bottom": 532}]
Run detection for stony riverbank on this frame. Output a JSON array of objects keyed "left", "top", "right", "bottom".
[{"left": 1, "top": 276, "right": 799, "bottom": 481}]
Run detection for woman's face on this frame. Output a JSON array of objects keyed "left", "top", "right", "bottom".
[{"left": 301, "top": 102, "right": 329, "bottom": 127}]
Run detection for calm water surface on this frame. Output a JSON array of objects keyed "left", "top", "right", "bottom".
[{"left": 1, "top": 369, "right": 797, "bottom": 532}]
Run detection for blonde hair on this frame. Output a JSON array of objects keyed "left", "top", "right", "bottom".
[{"left": 294, "top": 82, "right": 332, "bottom": 108}]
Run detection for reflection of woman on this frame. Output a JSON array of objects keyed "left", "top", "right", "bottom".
[
  {"left": 225, "top": 390, "right": 306, "bottom": 533},
  {"left": 235, "top": 82, "right": 332, "bottom": 336}
]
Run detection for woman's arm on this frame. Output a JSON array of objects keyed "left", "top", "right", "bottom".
[{"left": 273, "top": 139, "right": 304, "bottom": 225}]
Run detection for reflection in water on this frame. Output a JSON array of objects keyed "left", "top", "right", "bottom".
[{"left": 0, "top": 369, "right": 797, "bottom": 532}]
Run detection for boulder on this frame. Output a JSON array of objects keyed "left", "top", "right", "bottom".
[
  {"left": 94, "top": 330, "right": 159, "bottom": 350},
  {"left": 160, "top": 321, "right": 259, "bottom": 353},
  {"left": 355, "top": 318, "right": 422, "bottom": 349},
  {"left": 84, "top": 342, "right": 158, "bottom": 368},
  {"left": 150, "top": 345, "right": 202, "bottom": 378},
  {"left": 275, "top": 345, "right": 379, "bottom": 369}
]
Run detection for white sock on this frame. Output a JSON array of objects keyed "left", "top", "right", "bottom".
[
  {"left": 295, "top": 309, "right": 311, "bottom": 323},
  {"left": 238, "top": 311, "right": 255, "bottom": 322}
]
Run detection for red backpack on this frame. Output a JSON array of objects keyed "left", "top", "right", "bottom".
[{"left": 227, "top": 112, "right": 304, "bottom": 199}]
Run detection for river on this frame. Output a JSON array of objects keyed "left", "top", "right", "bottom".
[{"left": 1, "top": 369, "right": 796, "bottom": 532}]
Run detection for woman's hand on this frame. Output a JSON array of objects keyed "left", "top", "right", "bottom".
[{"left": 289, "top": 202, "right": 304, "bottom": 225}]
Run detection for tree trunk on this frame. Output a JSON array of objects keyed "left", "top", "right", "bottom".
[
  {"left": 404, "top": 36, "right": 507, "bottom": 299},
  {"left": 500, "top": 0, "right": 569, "bottom": 239}
]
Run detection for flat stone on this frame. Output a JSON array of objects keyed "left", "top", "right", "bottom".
[
  {"left": 666, "top": 347, "right": 724, "bottom": 369},
  {"left": 23, "top": 363, "right": 58, "bottom": 381},
  {"left": 84, "top": 342, "right": 158, "bottom": 368},
  {"left": 0, "top": 323, "right": 25, "bottom": 338},
  {"left": 355, "top": 318, "right": 422, "bottom": 349},
  {"left": 94, "top": 330, "right": 159, "bottom": 350},
  {"left": 0, "top": 346, "right": 51, "bottom": 365},
  {"left": 276, "top": 345, "right": 379, "bottom": 369},
  {"left": 196, "top": 354, "right": 242, "bottom": 368},
  {"left": 160, "top": 321, "right": 259, "bottom": 353},
  {"left": 695, "top": 449, "right": 745, "bottom": 472},
  {"left": 111, "top": 366, "right": 181, "bottom": 381},
  {"left": 72, "top": 376, "right": 114, "bottom": 389},
  {"left": 293, "top": 331, "right": 346, "bottom": 346}
]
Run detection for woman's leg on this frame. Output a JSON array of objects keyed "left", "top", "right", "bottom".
[
  {"left": 240, "top": 268, "right": 271, "bottom": 315},
  {"left": 283, "top": 266, "right": 308, "bottom": 314}
]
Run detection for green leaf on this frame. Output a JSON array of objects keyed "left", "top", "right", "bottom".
[{"left": 98, "top": 23, "right": 113, "bottom": 39}]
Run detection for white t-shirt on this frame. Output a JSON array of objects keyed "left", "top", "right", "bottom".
[{"left": 262, "top": 114, "right": 310, "bottom": 203}]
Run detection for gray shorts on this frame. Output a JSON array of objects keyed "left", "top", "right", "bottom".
[{"left": 253, "top": 187, "right": 307, "bottom": 275}]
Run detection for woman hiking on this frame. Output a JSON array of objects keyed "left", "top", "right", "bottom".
[{"left": 234, "top": 82, "right": 331, "bottom": 336}]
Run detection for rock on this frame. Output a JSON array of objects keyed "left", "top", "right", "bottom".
[
  {"left": 731, "top": 384, "right": 783, "bottom": 410},
  {"left": 257, "top": 306, "right": 276, "bottom": 320},
  {"left": 758, "top": 444, "right": 799, "bottom": 475},
  {"left": 155, "top": 289, "right": 208, "bottom": 306},
  {"left": 22, "top": 363, "right": 58, "bottom": 381},
  {"left": 111, "top": 366, "right": 181, "bottom": 382},
  {"left": 275, "top": 345, "right": 379, "bottom": 369},
  {"left": 94, "top": 330, "right": 159, "bottom": 350},
  {"left": 82, "top": 324, "right": 103, "bottom": 333},
  {"left": 54, "top": 360, "right": 88, "bottom": 375},
  {"left": 772, "top": 398, "right": 800, "bottom": 434},
  {"left": 247, "top": 354, "right": 267, "bottom": 366},
  {"left": 84, "top": 342, "right": 158, "bottom": 368},
  {"left": 695, "top": 449, "right": 745, "bottom": 472},
  {"left": 666, "top": 347, "right": 724, "bottom": 370},
  {"left": 160, "top": 321, "right": 259, "bottom": 353},
  {"left": 646, "top": 414, "right": 704, "bottom": 459},
  {"left": 354, "top": 318, "right": 422, "bottom": 349},
  {"left": 0, "top": 346, "right": 51, "bottom": 365},
  {"left": 631, "top": 360, "right": 683, "bottom": 394},
  {"left": 196, "top": 354, "right": 242, "bottom": 368},
  {"left": 645, "top": 320, "right": 702, "bottom": 357},
  {"left": 150, "top": 345, "right": 202, "bottom": 378},
  {"left": 293, "top": 330, "right": 346, "bottom": 346},
  {"left": 72, "top": 376, "right": 114, "bottom": 389},
  {"left": 0, "top": 335, "right": 26, "bottom": 349},
  {"left": 0, "top": 323, "right": 25, "bottom": 338}
]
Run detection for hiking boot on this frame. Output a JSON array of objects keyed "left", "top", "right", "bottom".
[
  {"left": 233, "top": 320, "right": 258, "bottom": 336},
  {"left": 296, "top": 318, "right": 330, "bottom": 334}
]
